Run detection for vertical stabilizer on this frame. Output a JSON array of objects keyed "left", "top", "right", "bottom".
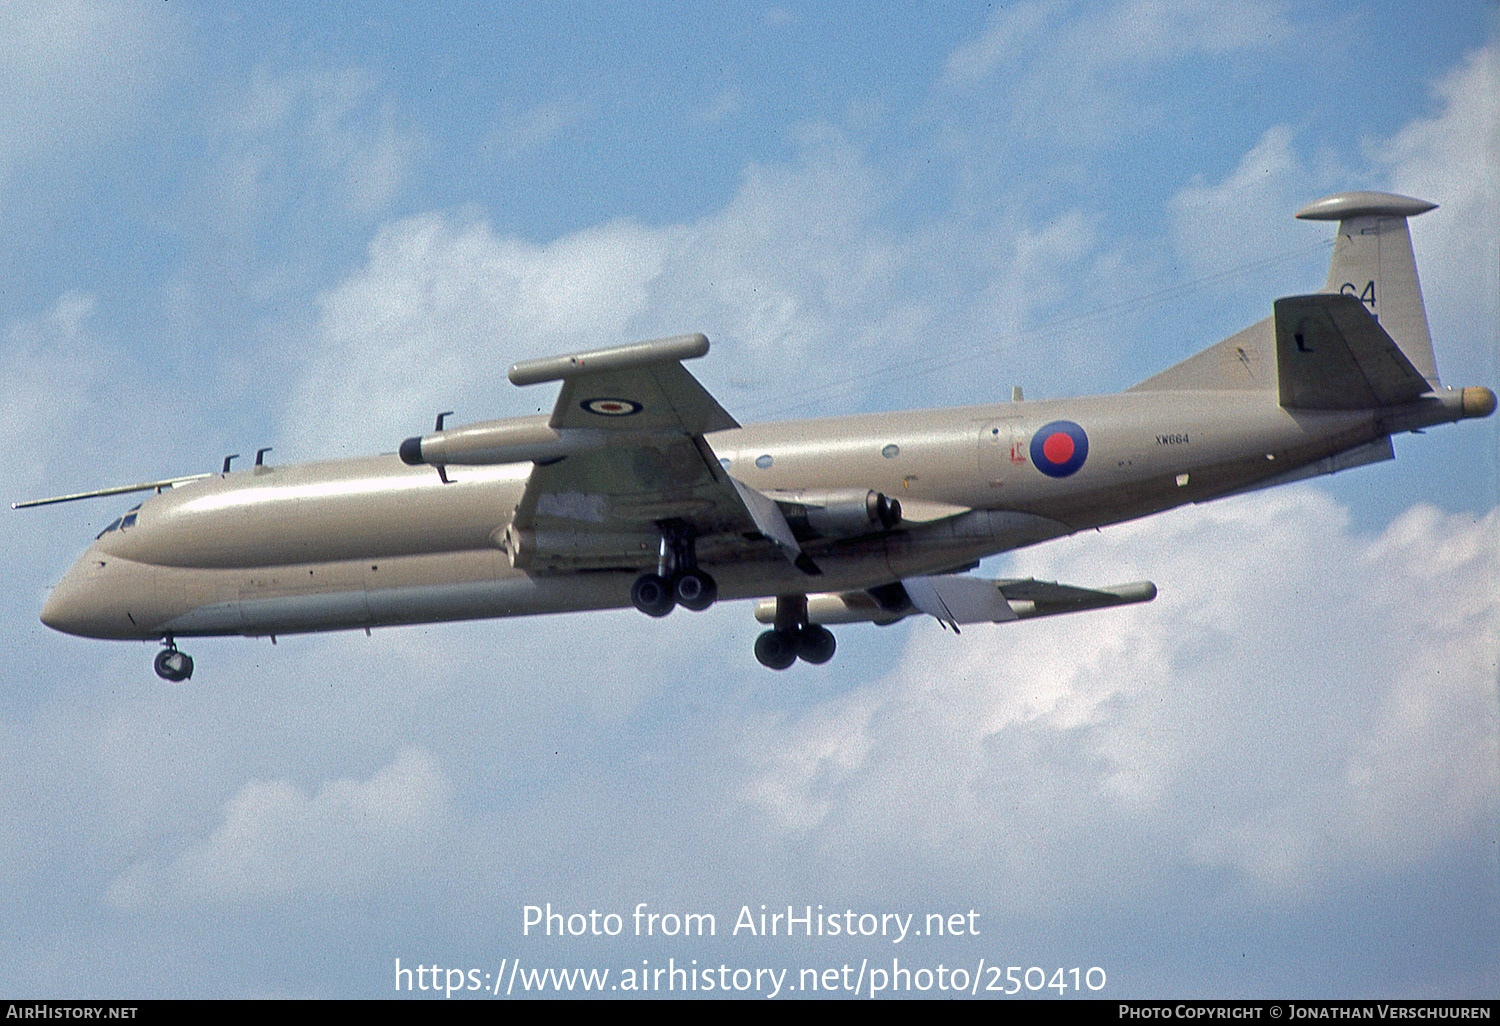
[{"left": 1295, "top": 191, "right": 1440, "bottom": 387}]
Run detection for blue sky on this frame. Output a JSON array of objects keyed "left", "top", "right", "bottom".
[{"left": 1, "top": 0, "right": 1496, "bottom": 999}]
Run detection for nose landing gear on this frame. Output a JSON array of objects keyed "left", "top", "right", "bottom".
[{"left": 153, "top": 638, "right": 194, "bottom": 682}]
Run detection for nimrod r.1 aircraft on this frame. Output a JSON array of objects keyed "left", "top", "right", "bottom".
[{"left": 19, "top": 192, "right": 1495, "bottom": 680}]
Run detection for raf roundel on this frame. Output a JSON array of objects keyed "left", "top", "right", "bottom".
[
  {"left": 1030, "top": 420, "right": 1089, "bottom": 478},
  {"left": 581, "top": 397, "right": 643, "bottom": 417}
]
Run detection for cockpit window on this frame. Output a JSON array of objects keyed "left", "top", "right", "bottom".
[{"left": 96, "top": 504, "right": 143, "bottom": 539}]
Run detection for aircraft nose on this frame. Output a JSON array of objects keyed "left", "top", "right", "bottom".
[
  {"left": 41, "top": 556, "right": 154, "bottom": 640},
  {"left": 41, "top": 561, "right": 108, "bottom": 638}
]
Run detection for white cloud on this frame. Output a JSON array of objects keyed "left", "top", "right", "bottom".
[
  {"left": 0, "top": 0, "right": 177, "bottom": 183},
  {"left": 939, "top": 0, "right": 1299, "bottom": 147},
  {"left": 284, "top": 212, "right": 669, "bottom": 454},
  {"left": 648, "top": 127, "right": 899, "bottom": 381},
  {"left": 213, "top": 65, "right": 424, "bottom": 227},
  {"left": 1168, "top": 126, "right": 1308, "bottom": 278},
  {"left": 941, "top": 0, "right": 1064, "bottom": 88},
  {"left": 740, "top": 489, "right": 1498, "bottom": 903},
  {"left": 482, "top": 96, "right": 598, "bottom": 163},
  {"left": 1374, "top": 45, "right": 1498, "bottom": 229},
  {"left": 285, "top": 126, "right": 953, "bottom": 441},
  {"left": 1100, "top": 0, "right": 1295, "bottom": 60},
  {"left": 0, "top": 293, "right": 141, "bottom": 496},
  {"left": 1163, "top": 43, "right": 1500, "bottom": 384},
  {"left": 111, "top": 747, "right": 452, "bottom": 908},
  {"left": 1372, "top": 44, "right": 1499, "bottom": 378},
  {"left": 309, "top": 74, "right": 424, "bottom": 220}
]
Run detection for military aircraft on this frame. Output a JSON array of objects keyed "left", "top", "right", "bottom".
[{"left": 18, "top": 191, "right": 1495, "bottom": 680}]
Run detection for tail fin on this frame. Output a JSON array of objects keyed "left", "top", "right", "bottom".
[
  {"left": 1295, "top": 191, "right": 1440, "bottom": 387},
  {"left": 1132, "top": 190, "right": 1441, "bottom": 395}
]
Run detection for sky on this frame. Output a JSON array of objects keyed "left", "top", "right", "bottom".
[{"left": 1, "top": 0, "right": 1496, "bottom": 1000}]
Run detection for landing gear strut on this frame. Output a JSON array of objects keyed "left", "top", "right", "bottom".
[
  {"left": 754, "top": 594, "right": 836, "bottom": 670},
  {"left": 631, "top": 519, "right": 717, "bottom": 617},
  {"left": 154, "top": 638, "right": 194, "bottom": 682}
]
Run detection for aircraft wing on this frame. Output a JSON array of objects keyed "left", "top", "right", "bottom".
[
  {"left": 503, "top": 334, "right": 815, "bottom": 572},
  {"left": 512, "top": 333, "right": 740, "bottom": 435}
]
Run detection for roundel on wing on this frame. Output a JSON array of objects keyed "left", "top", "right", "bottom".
[
  {"left": 581, "top": 397, "right": 642, "bottom": 417},
  {"left": 1030, "top": 420, "right": 1089, "bottom": 478}
]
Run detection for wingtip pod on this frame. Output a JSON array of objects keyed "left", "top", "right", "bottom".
[
  {"left": 508, "top": 333, "right": 710, "bottom": 386},
  {"left": 1295, "top": 191, "right": 1437, "bottom": 221}
]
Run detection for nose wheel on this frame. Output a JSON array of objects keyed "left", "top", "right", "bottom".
[
  {"left": 630, "top": 520, "right": 717, "bottom": 617},
  {"left": 154, "top": 639, "right": 194, "bottom": 682},
  {"left": 754, "top": 595, "right": 836, "bottom": 669}
]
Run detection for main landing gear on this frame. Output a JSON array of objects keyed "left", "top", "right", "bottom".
[
  {"left": 631, "top": 519, "right": 718, "bottom": 618},
  {"left": 154, "top": 637, "right": 194, "bottom": 682},
  {"left": 754, "top": 594, "right": 836, "bottom": 670}
]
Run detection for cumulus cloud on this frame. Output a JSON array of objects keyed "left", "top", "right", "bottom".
[
  {"left": 939, "top": 0, "right": 1299, "bottom": 147},
  {"left": 1372, "top": 44, "right": 1499, "bottom": 378},
  {"left": 285, "top": 213, "right": 669, "bottom": 454},
  {"left": 284, "top": 126, "right": 923, "bottom": 448},
  {"left": 739, "top": 489, "right": 1498, "bottom": 904},
  {"left": 944, "top": 0, "right": 1295, "bottom": 86},
  {"left": 1163, "top": 41, "right": 1499, "bottom": 386},
  {"left": 286, "top": 121, "right": 1128, "bottom": 447},
  {"left": 109, "top": 747, "right": 452, "bottom": 909},
  {"left": 941, "top": 0, "right": 1064, "bottom": 88},
  {"left": 1168, "top": 126, "right": 1309, "bottom": 275},
  {"left": 0, "top": 293, "right": 146, "bottom": 496},
  {"left": 219, "top": 65, "right": 423, "bottom": 224},
  {"left": 646, "top": 128, "right": 902, "bottom": 388}
]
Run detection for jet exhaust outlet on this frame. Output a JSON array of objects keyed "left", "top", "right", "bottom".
[{"left": 784, "top": 489, "right": 902, "bottom": 539}]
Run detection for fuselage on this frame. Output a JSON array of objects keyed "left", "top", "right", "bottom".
[{"left": 43, "top": 384, "right": 1471, "bottom": 643}]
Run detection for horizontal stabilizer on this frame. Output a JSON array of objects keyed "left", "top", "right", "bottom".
[
  {"left": 1275, "top": 293, "right": 1432, "bottom": 410},
  {"left": 758, "top": 577, "right": 1157, "bottom": 628}
]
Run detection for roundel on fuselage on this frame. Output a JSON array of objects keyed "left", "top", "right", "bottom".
[{"left": 1030, "top": 420, "right": 1089, "bottom": 478}]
